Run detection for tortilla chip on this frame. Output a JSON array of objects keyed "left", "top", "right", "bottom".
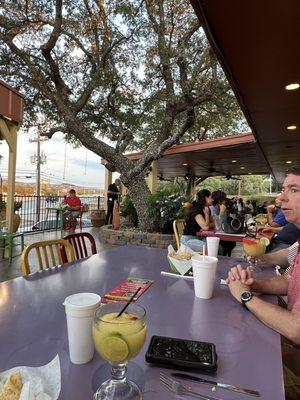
[{"left": 0, "top": 372, "right": 23, "bottom": 400}]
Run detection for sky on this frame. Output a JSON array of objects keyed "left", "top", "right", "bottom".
[{"left": 0, "top": 129, "right": 116, "bottom": 189}]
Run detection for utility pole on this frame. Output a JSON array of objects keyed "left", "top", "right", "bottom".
[{"left": 30, "top": 125, "right": 47, "bottom": 222}]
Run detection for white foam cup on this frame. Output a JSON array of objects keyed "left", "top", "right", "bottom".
[
  {"left": 191, "top": 255, "right": 218, "bottom": 299},
  {"left": 206, "top": 237, "right": 220, "bottom": 258},
  {"left": 63, "top": 293, "right": 101, "bottom": 364}
]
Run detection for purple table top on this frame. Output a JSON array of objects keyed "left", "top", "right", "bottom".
[{"left": 0, "top": 246, "right": 284, "bottom": 400}]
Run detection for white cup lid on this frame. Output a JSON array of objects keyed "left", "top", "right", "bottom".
[{"left": 63, "top": 293, "right": 101, "bottom": 311}]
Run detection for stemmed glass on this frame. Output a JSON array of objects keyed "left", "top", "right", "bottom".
[
  {"left": 243, "top": 237, "right": 268, "bottom": 272},
  {"left": 93, "top": 302, "right": 147, "bottom": 400}
]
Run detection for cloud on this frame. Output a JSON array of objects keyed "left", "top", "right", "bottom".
[{"left": 0, "top": 131, "right": 108, "bottom": 188}]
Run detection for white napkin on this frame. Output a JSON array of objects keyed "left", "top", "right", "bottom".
[
  {"left": 168, "top": 244, "right": 196, "bottom": 276},
  {"left": 0, "top": 355, "right": 60, "bottom": 400}
]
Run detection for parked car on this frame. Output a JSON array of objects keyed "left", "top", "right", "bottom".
[{"left": 32, "top": 219, "right": 62, "bottom": 231}]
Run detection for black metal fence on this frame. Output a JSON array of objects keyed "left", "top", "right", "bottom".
[{"left": 1, "top": 195, "right": 104, "bottom": 233}]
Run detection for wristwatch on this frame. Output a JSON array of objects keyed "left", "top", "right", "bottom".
[{"left": 241, "top": 291, "right": 253, "bottom": 309}]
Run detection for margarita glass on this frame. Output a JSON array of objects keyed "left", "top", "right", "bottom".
[
  {"left": 93, "top": 302, "right": 147, "bottom": 400},
  {"left": 243, "top": 237, "right": 269, "bottom": 271}
]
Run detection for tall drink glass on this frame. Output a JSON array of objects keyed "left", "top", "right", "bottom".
[
  {"left": 93, "top": 302, "right": 147, "bottom": 400},
  {"left": 243, "top": 237, "right": 268, "bottom": 272}
]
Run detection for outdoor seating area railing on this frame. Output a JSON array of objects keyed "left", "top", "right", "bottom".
[{"left": 0, "top": 195, "right": 104, "bottom": 233}]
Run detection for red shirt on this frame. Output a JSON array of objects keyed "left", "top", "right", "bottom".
[{"left": 66, "top": 196, "right": 81, "bottom": 210}]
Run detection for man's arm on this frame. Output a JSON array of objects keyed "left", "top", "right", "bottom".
[
  {"left": 262, "top": 225, "right": 283, "bottom": 233},
  {"left": 227, "top": 265, "right": 289, "bottom": 295},
  {"left": 256, "top": 247, "right": 289, "bottom": 268},
  {"left": 228, "top": 279, "right": 300, "bottom": 345},
  {"left": 252, "top": 275, "right": 290, "bottom": 295}
]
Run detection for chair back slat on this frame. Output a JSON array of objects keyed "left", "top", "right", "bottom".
[
  {"left": 49, "top": 245, "right": 56, "bottom": 266},
  {"left": 21, "top": 239, "right": 76, "bottom": 276},
  {"left": 55, "top": 245, "right": 63, "bottom": 265},
  {"left": 62, "top": 232, "right": 97, "bottom": 262},
  {"left": 36, "top": 247, "right": 43, "bottom": 270},
  {"left": 80, "top": 237, "right": 88, "bottom": 258},
  {"left": 173, "top": 219, "right": 186, "bottom": 250},
  {"left": 42, "top": 246, "right": 50, "bottom": 269}
]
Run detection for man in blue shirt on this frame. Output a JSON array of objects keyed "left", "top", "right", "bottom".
[{"left": 263, "top": 195, "right": 287, "bottom": 233}]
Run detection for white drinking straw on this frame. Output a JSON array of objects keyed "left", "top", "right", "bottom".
[{"left": 203, "top": 245, "right": 206, "bottom": 260}]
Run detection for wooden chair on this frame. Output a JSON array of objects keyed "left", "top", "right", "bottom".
[
  {"left": 61, "top": 232, "right": 97, "bottom": 262},
  {"left": 21, "top": 239, "right": 76, "bottom": 276},
  {"left": 173, "top": 219, "right": 186, "bottom": 250}
]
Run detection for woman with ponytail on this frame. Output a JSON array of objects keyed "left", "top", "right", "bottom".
[{"left": 180, "top": 189, "right": 214, "bottom": 251}]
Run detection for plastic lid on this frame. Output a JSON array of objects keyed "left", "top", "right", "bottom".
[{"left": 63, "top": 293, "right": 101, "bottom": 311}]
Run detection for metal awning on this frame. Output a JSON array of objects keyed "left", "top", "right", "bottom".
[
  {"left": 125, "top": 133, "right": 270, "bottom": 178},
  {"left": 189, "top": 0, "right": 300, "bottom": 182}
]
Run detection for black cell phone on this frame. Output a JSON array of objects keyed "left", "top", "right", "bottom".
[{"left": 145, "top": 335, "right": 217, "bottom": 374}]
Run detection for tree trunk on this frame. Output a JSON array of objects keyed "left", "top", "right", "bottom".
[{"left": 124, "top": 174, "right": 154, "bottom": 232}]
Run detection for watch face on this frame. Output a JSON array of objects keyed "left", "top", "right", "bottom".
[{"left": 241, "top": 291, "right": 252, "bottom": 302}]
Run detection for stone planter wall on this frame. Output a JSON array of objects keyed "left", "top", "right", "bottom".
[{"left": 100, "top": 225, "right": 175, "bottom": 249}]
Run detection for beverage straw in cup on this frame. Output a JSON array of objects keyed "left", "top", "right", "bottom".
[
  {"left": 203, "top": 245, "right": 206, "bottom": 260},
  {"left": 116, "top": 287, "right": 142, "bottom": 318}
]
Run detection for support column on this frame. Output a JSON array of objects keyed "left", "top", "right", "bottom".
[
  {"left": 104, "top": 168, "right": 112, "bottom": 211},
  {"left": 147, "top": 161, "right": 158, "bottom": 194},
  {"left": 7, "top": 125, "right": 17, "bottom": 233}
]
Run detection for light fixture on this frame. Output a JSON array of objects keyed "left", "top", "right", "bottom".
[
  {"left": 248, "top": 172, "right": 252, "bottom": 175},
  {"left": 285, "top": 83, "right": 299, "bottom": 91},
  {"left": 232, "top": 160, "right": 237, "bottom": 163},
  {"left": 286, "top": 161, "right": 292, "bottom": 164},
  {"left": 287, "top": 125, "right": 297, "bottom": 130},
  {"left": 182, "top": 163, "right": 188, "bottom": 166},
  {"left": 240, "top": 166, "right": 245, "bottom": 170}
]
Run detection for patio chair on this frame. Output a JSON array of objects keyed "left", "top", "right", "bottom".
[
  {"left": 21, "top": 239, "right": 76, "bottom": 276},
  {"left": 61, "top": 232, "right": 97, "bottom": 262},
  {"left": 173, "top": 219, "right": 186, "bottom": 250},
  {"left": 75, "top": 204, "right": 88, "bottom": 231}
]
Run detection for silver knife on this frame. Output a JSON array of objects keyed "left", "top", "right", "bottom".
[{"left": 171, "top": 372, "right": 260, "bottom": 397}]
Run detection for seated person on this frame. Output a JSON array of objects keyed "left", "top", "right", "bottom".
[
  {"left": 63, "top": 189, "right": 81, "bottom": 233},
  {"left": 267, "top": 223, "right": 300, "bottom": 253},
  {"left": 245, "top": 199, "right": 254, "bottom": 215},
  {"left": 211, "top": 190, "right": 236, "bottom": 256},
  {"left": 226, "top": 167, "right": 300, "bottom": 400},
  {"left": 264, "top": 195, "right": 288, "bottom": 233},
  {"left": 180, "top": 189, "right": 214, "bottom": 252}
]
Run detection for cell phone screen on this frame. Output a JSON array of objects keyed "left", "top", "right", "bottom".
[{"left": 149, "top": 337, "right": 213, "bottom": 365}]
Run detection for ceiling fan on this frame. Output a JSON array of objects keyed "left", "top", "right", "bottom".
[
  {"left": 223, "top": 172, "right": 241, "bottom": 180},
  {"left": 158, "top": 173, "right": 172, "bottom": 182},
  {"left": 201, "top": 161, "right": 241, "bottom": 180}
]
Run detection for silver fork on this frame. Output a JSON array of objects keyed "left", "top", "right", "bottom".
[{"left": 160, "top": 373, "right": 224, "bottom": 400}]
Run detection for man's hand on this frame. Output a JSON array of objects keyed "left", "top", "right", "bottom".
[
  {"left": 267, "top": 204, "right": 276, "bottom": 214},
  {"left": 226, "top": 265, "right": 255, "bottom": 287},
  {"left": 227, "top": 279, "right": 251, "bottom": 303}
]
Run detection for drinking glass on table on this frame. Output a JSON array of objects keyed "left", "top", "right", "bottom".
[
  {"left": 243, "top": 237, "right": 269, "bottom": 272},
  {"left": 93, "top": 302, "right": 147, "bottom": 400}
]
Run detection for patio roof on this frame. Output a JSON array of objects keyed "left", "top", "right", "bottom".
[
  {"left": 189, "top": 0, "right": 300, "bottom": 183},
  {"left": 125, "top": 133, "right": 271, "bottom": 179}
]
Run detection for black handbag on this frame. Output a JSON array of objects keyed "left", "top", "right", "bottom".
[{"left": 221, "top": 215, "right": 246, "bottom": 234}]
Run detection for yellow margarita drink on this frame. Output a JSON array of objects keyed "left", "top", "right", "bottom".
[
  {"left": 93, "top": 308, "right": 146, "bottom": 365},
  {"left": 243, "top": 237, "right": 269, "bottom": 258}
]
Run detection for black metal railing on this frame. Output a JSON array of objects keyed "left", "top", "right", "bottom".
[{"left": 0, "top": 195, "right": 104, "bottom": 233}]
